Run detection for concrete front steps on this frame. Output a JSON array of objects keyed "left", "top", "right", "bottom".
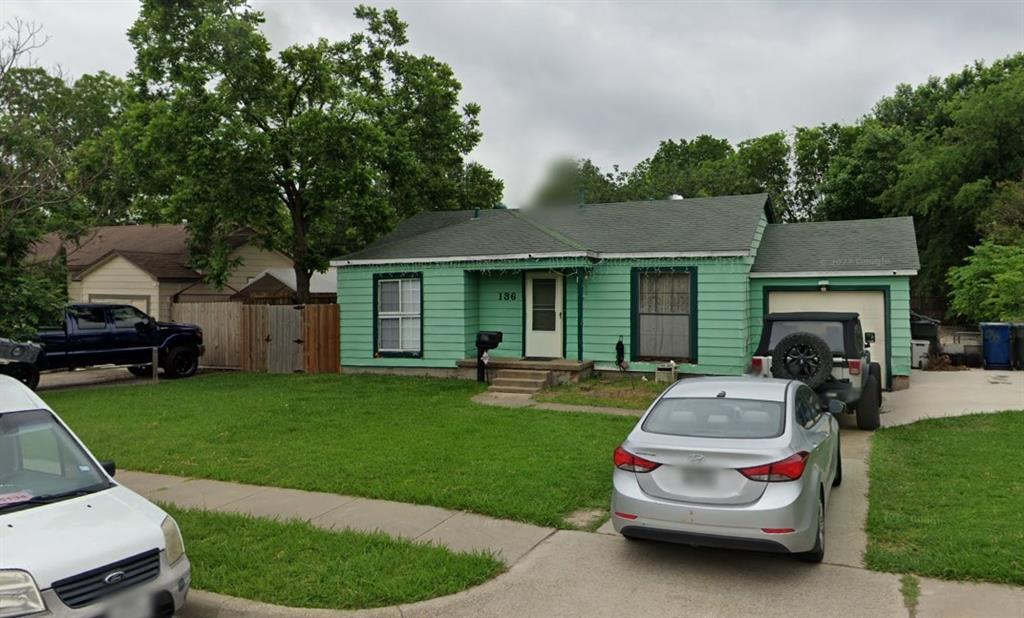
[{"left": 489, "top": 369, "right": 551, "bottom": 394}]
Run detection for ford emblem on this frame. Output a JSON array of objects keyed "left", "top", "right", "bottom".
[{"left": 104, "top": 571, "right": 126, "bottom": 585}]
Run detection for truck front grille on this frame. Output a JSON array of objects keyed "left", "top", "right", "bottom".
[{"left": 52, "top": 548, "right": 161, "bottom": 609}]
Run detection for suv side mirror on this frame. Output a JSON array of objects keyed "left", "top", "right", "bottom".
[
  {"left": 99, "top": 459, "right": 116, "bottom": 477},
  {"left": 135, "top": 317, "right": 156, "bottom": 332},
  {"left": 827, "top": 399, "right": 846, "bottom": 415},
  {"left": 864, "top": 331, "right": 876, "bottom": 345}
]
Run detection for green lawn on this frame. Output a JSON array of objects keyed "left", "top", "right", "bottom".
[
  {"left": 866, "top": 411, "right": 1024, "bottom": 585},
  {"left": 535, "top": 375, "right": 666, "bottom": 410},
  {"left": 47, "top": 373, "right": 634, "bottom": 527},
  {"left": 165, "top": 505, "right": 502, "bottom": 609}
]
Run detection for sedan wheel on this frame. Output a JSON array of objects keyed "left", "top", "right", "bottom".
[{"left": 799, "top": 496, "right": 826, "bottom": 563}]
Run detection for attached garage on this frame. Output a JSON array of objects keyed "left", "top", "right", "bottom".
[
  {"left": 764, "top": 289, "right": 889, "bottom": 388},
  {"left": 749, "top": 217, "right": 920, "bottom": 390}
]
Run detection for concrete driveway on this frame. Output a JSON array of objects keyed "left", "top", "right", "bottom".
[{"left": 883, "top": 369, "right": 1023, "bottom": 426}]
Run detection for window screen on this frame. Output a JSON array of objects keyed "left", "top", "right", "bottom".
[
  {"left": 637, "top": 271, "right": 692, "bottom": 359},
  {"left": 377, "top": 278, "right": 421, "bottom": 354},
  {"left": 531, "top": 278, "right": 557, "bottom": 332}
]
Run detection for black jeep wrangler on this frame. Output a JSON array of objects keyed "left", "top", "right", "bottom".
[{"left": 751, "top": 312, "right": 883, "bottom": 430}]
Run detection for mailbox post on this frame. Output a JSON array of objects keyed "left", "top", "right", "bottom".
[{"left": 475, "top": 331, "right": 503, "bottom": 383}]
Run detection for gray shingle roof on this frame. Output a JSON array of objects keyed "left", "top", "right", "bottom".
[
  {"left": 751, "top": 217, "right": 919, "bottom": 274},
  {"left": 337, "top": 193, "right": 772, "bottom": 262}
]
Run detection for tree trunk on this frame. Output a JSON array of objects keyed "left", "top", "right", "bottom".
[{"left": 294, "top": 265, "right": 311, "bottom": 305}]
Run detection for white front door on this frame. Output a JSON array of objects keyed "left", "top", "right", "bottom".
[{"left": 525, "top": 272, "right": 563, "bottom": 358}]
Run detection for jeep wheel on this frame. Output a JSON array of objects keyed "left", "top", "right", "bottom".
[
  {"left": 868, "top": 362, "right": 883, "bottom": 407},
  {"left": 163, "top": 347, "right": 198, "bottom": 379},
  {"left": 127, "top": 365, "right": 155, "bottom": 378},
  {"left": 856, "top": 375, "right": 881, "bottom": 430},
  {"left": 1, "top": 363, "right": 40, "bottom": 390},
  {"left": 770, "top": 332, "right": 834, "bottom": 389}
]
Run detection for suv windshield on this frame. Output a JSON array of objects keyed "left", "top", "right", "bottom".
[
  {"left": 643, "top": 397, "right": 786, "bottom": 439},
  {"left": 769, "top": 321, "right": 845, "bottom": 354},
  {"left": 0, "top": 409, "right": 110, "bottom": 513}
]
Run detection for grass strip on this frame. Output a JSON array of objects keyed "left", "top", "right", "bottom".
[
  {"left": 165, "top": 504, "right": 503, "bottom": 610},
  {"left": 866, "top": 411, "right": 1024, "bottom": 585}
]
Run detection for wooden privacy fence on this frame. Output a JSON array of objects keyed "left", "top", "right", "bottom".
[
  {"left": 240, "top": 304, "right": 340, "bottom": 374},
  {"left": 170, "top": 302, "right": 242, "bottom": 368}
]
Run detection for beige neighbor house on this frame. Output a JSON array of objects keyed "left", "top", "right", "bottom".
[{"left": 34, "top": 225, "right": 293, "bottom": 320}]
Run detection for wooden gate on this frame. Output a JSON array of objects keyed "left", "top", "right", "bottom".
[
  {"left": 267, "top": 305, "right": 303, "bottom": 373},
  {"left": 170, "top": 302, "right": 242, "bottom": 368},
  {"left": 241, "top": 304, "right": 339, "bottom": 373},
  {"left": 303, "top": 304, "right": 340, "bottom": 373}
]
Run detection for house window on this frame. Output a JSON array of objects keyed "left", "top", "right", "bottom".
[
  {"left": 636, "top": 270, "right": 693, "bottom": 360},
  {"left": 376, "top": 276, "right": 421, "bottom": 355}
]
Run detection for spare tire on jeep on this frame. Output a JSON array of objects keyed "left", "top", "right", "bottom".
[{"left": 770, "top": 332, "right": 834, "bottom": 389}]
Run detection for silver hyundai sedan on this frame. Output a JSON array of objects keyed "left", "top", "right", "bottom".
[{"left": 611, "top": 377, "right": 842, "bottom": 562}]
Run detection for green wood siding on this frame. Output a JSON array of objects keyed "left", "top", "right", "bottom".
[
  {"left": 339, "top": 266, "right": 468, "bottom": 367},
  {"left": 581, "top": 258, "right": 752, "bottom": 376},
  {"left": 339, "top": 260, "right": 582, "bottom": 367},
  {"left": 748, "top": 276, "right": 913, "bottom": 380},
  {"left": 477, "top": 272, "right": 523, "bottom": 358},
  {"left": 463, "top": 272, "right": 479, "bottom": 357}
]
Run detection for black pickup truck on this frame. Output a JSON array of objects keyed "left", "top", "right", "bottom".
[{"left": 0, "top": 304, "right": 204, "bottom": 389}]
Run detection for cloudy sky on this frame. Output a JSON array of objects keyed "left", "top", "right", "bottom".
[{"left": 3, "top": 1, "right": 1023, "bottom": 206}]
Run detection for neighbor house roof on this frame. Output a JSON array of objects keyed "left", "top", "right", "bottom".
[
  {"left": 750, "top": 216, "right": 919, "bottom": 276},
  {"left": 232, "top": 268, "right": 337, "bottom": 298},
  {"left": 333, "top": 193, "right": 773, "bottom": 265},
  {"left": 32, "top": 224, "right": 255, "bottom": 282}
]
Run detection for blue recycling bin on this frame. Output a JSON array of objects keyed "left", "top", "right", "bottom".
[{"left": 980, "top": 322, "right": 1012, "bottom": 370}]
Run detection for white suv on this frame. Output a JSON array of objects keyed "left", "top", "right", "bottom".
[{"left": 0, "top": 376, "right": 190, "bottom": 617}]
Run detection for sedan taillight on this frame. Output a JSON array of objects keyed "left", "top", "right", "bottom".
[
  {"left": 614, "top": 446, "right": 661, "bottom": 473},
  {"left": 738, "top": 452, "right": 809, "bottom": 482}
]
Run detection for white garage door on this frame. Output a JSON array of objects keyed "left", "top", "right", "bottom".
[{"left": 767, "top": 290, "right": 887, "bottom": 388}]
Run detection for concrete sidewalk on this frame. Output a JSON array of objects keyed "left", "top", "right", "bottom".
[
  {"left": 473, "top": 392, "right": 643, "bottom": 417},
  {"left": 118, "top": 471, "right": 553, "bottom": 564}
]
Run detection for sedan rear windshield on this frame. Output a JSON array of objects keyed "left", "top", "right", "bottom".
[
  {"left": 769, "top": 321, "right": 845, "bottom": 354},
  {"left": 643, "top": 397, "right": 786, "bottom": 439}
]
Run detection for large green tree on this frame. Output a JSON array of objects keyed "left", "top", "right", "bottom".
[
  {"left": 0, "top": 20, "right": 129, "bottom": 337},
  {"left": 125, "top": 1, "right": 502, "bottom": 301}
]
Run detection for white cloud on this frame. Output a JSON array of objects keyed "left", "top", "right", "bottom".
[{"left": 5, "top": 0, "right": 1023, "bottom": 206}]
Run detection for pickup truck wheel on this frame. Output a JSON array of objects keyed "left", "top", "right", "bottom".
[
  {"left": 856, "top": 375, "right": 881, "bottom": 430},
  {"left": 1, "top": 363, "right": 40, "bottom": 390},
  {"left": 164, "top": 347, "right": 198, "bottom": 379},
  {"left": 127, "top": 365, "right": 155, "bottom": 378},
  {"left": 770, "top": 332, "right": 834, "bottom": 389}
]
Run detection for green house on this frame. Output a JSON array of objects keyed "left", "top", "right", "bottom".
[{"left": 331, "top": 194, "right": 920, "bottom": 390}]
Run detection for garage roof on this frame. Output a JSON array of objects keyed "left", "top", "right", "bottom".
[{"left": 751, "top": 217, "right": 919, "bottom": 276}]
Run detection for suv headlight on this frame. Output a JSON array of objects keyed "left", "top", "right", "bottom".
[
  {"left": 0, "top": 570, "right": 45, "bottom": 617},
  {"left": 161, "top": 516, "right": 186, "bottom": 566}
]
